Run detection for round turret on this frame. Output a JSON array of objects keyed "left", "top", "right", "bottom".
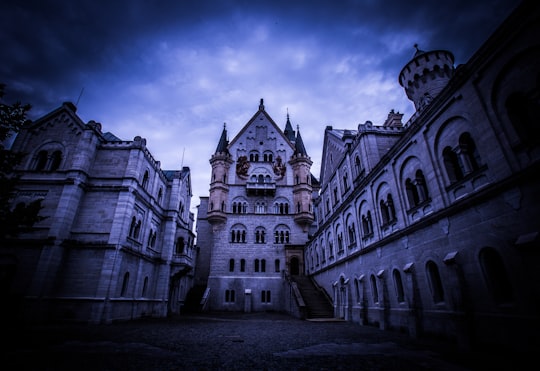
[{"left": 398, "top": 45, "right": 455, "bottom": 111}]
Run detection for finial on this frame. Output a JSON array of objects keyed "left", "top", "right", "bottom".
[
  {"left": 296, "top": 124, "right": 300, "bottom": 131},
  {"left": 259, "top": 98, "right": 265, "bottom": 111},
  {"left": 223, "top": 122, "right": 226, "bottom": 129}
]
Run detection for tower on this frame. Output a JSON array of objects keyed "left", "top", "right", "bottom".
[
  {"left": 207, "top": 124, "right": 233, "bottom": 225},
  {"left": 398, "top": 45, "right": 455, "bottom": 111},
  {"left": 289, "top": 126, "right": 314, "bottom": 231}
]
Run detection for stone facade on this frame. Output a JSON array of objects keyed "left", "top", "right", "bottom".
[
  {"left": 2, "top": 103, "right": 196, "bottom": 323},
  {"left": 197, "top": 100, "right": 317, "bottom": 312},
  {"left": 305, "top": 1, "right": 540, "bottom": 351}
]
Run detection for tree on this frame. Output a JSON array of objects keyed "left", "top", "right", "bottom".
[{"left": 0, "top": 84, "right": 44, "bottom": 240}]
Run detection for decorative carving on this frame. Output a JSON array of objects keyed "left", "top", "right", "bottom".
[
  {"left": 273, "top": 155, "right": 286, "bottom": 177},
  {"left": 236, "top": 156, "right": 250, "bottom": 177}
]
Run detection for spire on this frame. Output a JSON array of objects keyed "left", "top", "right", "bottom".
[
  {"left": 294, "top": 125, "right": 308, "bottom": 156},
  {"left": 413, "top": 43, "right": 425, "bottom": 57},
  {"left": 214, "top": 123, "right": 229, "bottom": 154},
  {"left": 284, "top": 110, "right": 296, "bottom": 142}
]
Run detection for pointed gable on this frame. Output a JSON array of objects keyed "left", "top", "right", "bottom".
[
  {"left": 227, "top": 100, "right": 295, "bottom": 153},
  {"left": 319, "top": 126, "right": 356, "bottom": 188}
]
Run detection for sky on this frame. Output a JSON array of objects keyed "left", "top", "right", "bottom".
[{"left": 1, "top": 0, "right": 520, "bottom": 213}]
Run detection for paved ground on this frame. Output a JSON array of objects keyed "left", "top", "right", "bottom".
[{"left": 3, "top": 312, "right": 532, "bottom": 370}]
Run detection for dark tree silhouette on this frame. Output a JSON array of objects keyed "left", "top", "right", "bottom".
[{"left": 0, "top": 84, "right": 44, "bottom": 240}]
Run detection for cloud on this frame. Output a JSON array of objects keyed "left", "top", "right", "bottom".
[{"left": 1, "top": 0, "right": 520, "bottom": 212}]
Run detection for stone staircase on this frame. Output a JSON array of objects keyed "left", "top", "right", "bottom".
[{"left": 292, "top": 275, "right": 334, "bottom": 319}]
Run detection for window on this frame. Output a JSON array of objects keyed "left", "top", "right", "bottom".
[
  {"left": 459, "top": 133, "right": 482, "bottom": 173},
  {"left": 229, "top": 259, "right": 235, "bottom": 272},
  {"left": 254, "top": 259, "right": 260, "bottom": 272},
  {"left": 157, "top": 188, "right": 163, "bottom": 205},
  {"left": 506, "top": 92, "right": 540, "bottom": 146},
  {"left": 141, "top": 276, "right": 148, "bottom": 297},
  {"left": 120, "top": 272, "right": 130, "bottom": 297},
  {"left": 426, "top": 261, "right": 445, "bottom": 303},
  {"left": 225, "top": 289, "right": 235, "bottom": 302},
  {"left": 255, "top": 228, "right": 266, "bottom": 243},
  {"left": 240, "top": 259, "right": 246, "bottom": 272},
  {"left": 274, "top": 202, "right": 289, "bottom": 214},
  {"left": 443, "top": 147, "right": 463, "bottom": 183},
  {"left": 370, "top": 274, "right": 379, "bottom": 304},
  {"left": 393, "top": 269, "right": 405, "bottom": 303},
  {"left": 35, "top": 151, "right": 48, "bottom": 171},
  {"left": 380, "top": 194, "right": 396, "bottom": 226},
  {"left": 176, "top": 237, "right": 185, "bottom": 254},
  {"left": 261, "top": 259, "right": 266, "bottom": 272},
  {"left": 255, "top": 201, "right": 266, "bottom": 214},
  {"left": 274, "top": 228, "right": 290, "bottom": 243},
  {"left": 362, "top": 211, "right": 373, "bottom": 237},
  {"left": 142, "top": 171, "right": 149, "bottom": 189},
  {"left": 261, "top": 290, "right": 271, "bottom": 303},
  {"left": 479, "top": 247, "right": 513, "bottom": 304},
  {"left": 231, "top": 227, "right": 247, "bottom": 243},
  {"left": 50, "top": 150, "right": 62, "bottom": 171},
  {"left": 275, "top": 259, "right": 280, "bottom": 272}
]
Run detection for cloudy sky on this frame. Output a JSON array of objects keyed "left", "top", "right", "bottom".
[{"left": 1, "top": 0, "right": 520, "bottom": 212}]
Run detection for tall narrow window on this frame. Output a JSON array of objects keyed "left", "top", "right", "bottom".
[
  {"left": 50, "top": 150, "right": 62, "bottom": 171},
  {"left": 120, "top": 272, "right": 130, "bottom": 297},
  {"left": 393, "top": 269, "right": 405, "bottom": 303},
  {"left": 443, "top": 147, "right": 463, "bottom": 183},
  {"left": 275, "top": 259, "right": 280, "bottom": 272},
  {"left": 261, "top": 259, "right": 266, "bottom": 273},
  {"left": 240, "top": 259, "right": 246, "bottom": 272},
  {"left": 141, "top": 276, "right": 148, "bottom": 297},
  {"left": 370, "top": 274, "right": 379, "bottom": 304},
  {"left": 35, "top": 150, "right": 48, "bottom": 171},
  {"left": 254, "top": 259, "right": 260, "bottom": 272},
  {"left": 426, "top": 261, "right": 445, "bottom": 303},
  {"left": 229, "top": 259, "right": 235, "bottom": 272},
  {"left": 479, "top": 247, "right": 513, "bottom": 304},
  {"left": 142, "top": 171, "right": 149, "bottom": 189}
]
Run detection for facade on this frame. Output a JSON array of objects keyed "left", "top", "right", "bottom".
[
  {"left": 197, "top": 99, "right": 318, "bottom": 312},
  {"left": 305, "top": 0, "right": 540, "bottom": 351},
  {"left": 2, "top": 102, "right": 196, "bottom": 323}
]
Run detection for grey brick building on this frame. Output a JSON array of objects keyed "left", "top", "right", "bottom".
[
  {"left": 195, "top": 99, "right": 318, "bottom": 312},
  {"left": 2, "top": 103, "right": 196, "bottom": 323},
  {"left": 304, "top": 0, "right": 540, "bottom": 351}
]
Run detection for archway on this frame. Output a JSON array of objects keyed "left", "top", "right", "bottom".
[{"left": 290, "top": 257, "right": 300, "bottom": 275}]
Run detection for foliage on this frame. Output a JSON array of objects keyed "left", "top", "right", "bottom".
[{"left": 0, "top": 84, "right": 45, "bottom": 240}]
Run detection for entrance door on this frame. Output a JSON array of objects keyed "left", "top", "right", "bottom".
[{"left": 290, "top": 257, "right": 300, "bottom": 275}]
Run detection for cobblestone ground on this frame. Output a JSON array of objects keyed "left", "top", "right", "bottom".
[{"left": 4, "top": 312, "right": 531, "bottom": 370}]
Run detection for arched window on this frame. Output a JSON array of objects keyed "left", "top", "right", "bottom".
[
  {"left": 134, "top": 220, "right": 141, "bottom": 239},
  {"left": 393, "top": 269, "right": 405, "bottom": 303},
  {"left": 479, "top": 247, "right": 513, "bottom": 304},
  {"left": 142, "top": 171, "right": 149, "bottom": 189},
  {"left": 254, "top": 259, "right": 260, "bottom": 272},
  {"left": 405, "top": 178, "right": 420, "bottom": 208},
  {"left": 35, "top": 150, "right": 48, "bottom": 171},
  {"left": 415, "top": 170, "right": 429, "bottom": 202},
  {"left": 459, "top": 133, "right": 482, "bottom": 172},
  {"left": 443, "top": 146, "right": 463, "bottom": 183},
  {"left": 370, "top": 274, "right": 379, "bottom": 304},
  {"left": 229, "top": 259, "right": 235, "bottom": 272},
  {"left": 240, "top": 259, "right": 246, "bottom": 272},
  {"left": 141, "top": 276, "right": 148, "bottom": 297},
  {"left": 120, "top": 272, "right": 130, "bottom": 297},
  {"left": 129, "top": 216, "right": 137, "bottom": 237},
  {"left": 506, "top": 92, "right": 540, "bottom": 145},
  {"left": 157, "top": 188, "right": 163, "bottom": 205},
  {"left": 255, "top": 228, "right": 266, "bottom": 244},
  {"left": 50, "top": 150, "right": 62, "bottom": 171},
  {"left": 426, "top": 261, "right": 445, "bottom": 303},
  {"left": 261, "top": 259, "right": 266, "bottom": 272}
]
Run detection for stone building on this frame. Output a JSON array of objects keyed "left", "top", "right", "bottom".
[
  {"left": 195, "top": 99, "right": 318, "bottom": 312},
  {"left": 2, "top": 102, "right": 196, "bottom": 323},
  {"left": 305, "top": 0, "right": 540, "bottom": 351}
]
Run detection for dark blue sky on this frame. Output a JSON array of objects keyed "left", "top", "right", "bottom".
[{"left": 1, "top": 0, "right": 520, "bottom": 209}]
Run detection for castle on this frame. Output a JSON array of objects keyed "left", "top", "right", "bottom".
[
  {"left": 2, "top": 103, "right": 196, "bottom": 323},
  {"left": 2, "top": 0, "right": 539, "bottom": 351}
]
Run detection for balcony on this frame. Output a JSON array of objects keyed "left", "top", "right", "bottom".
[{"left": 246, "top": 181, "right": 276, "bottom": 196}]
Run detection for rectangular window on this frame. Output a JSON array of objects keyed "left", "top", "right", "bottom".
[
  {"left": 225, "top": 289, "right": 236, "bottom": 303},
  {"left": 261, "top": 290, "right": 271, "bottom": 303}
]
